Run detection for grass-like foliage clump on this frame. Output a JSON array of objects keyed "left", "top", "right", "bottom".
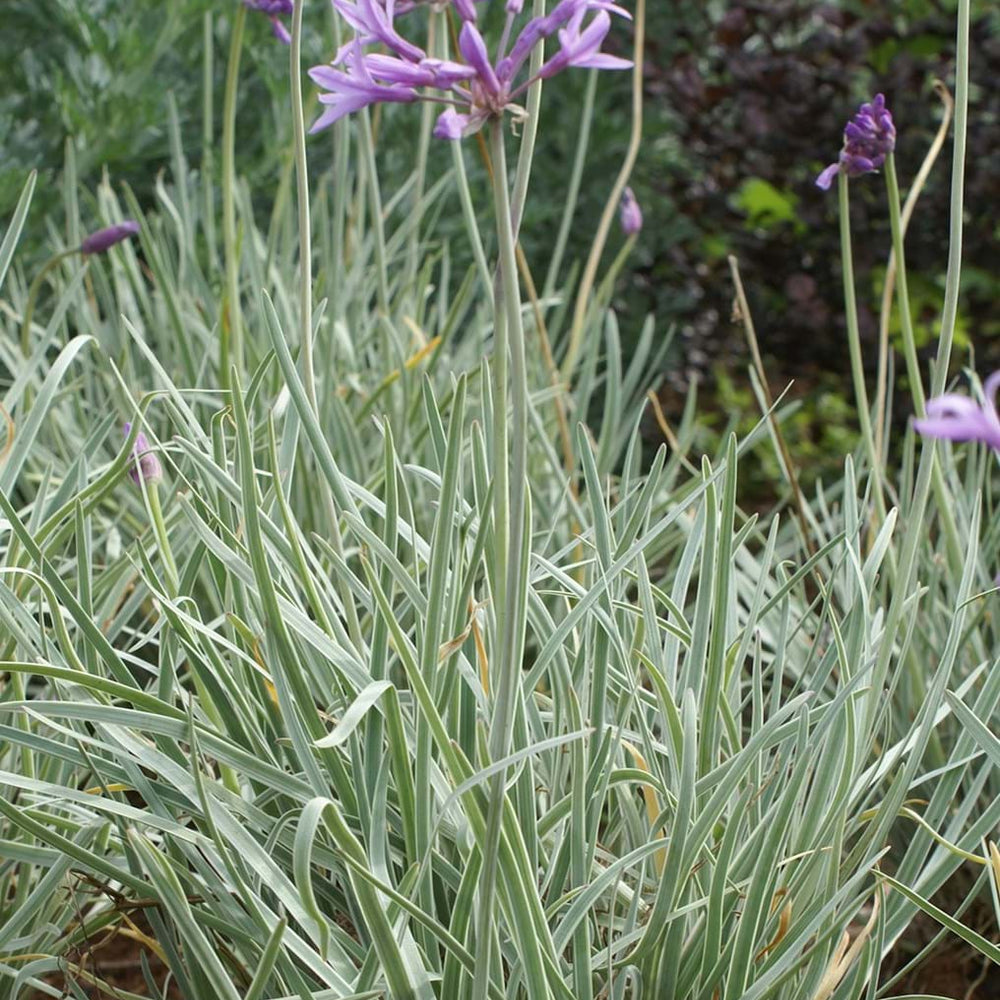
[{"left": 1, "top": 1, "right": 998, "bottom": 998}]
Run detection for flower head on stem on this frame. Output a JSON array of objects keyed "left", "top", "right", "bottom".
[
  {"left": 309, "top": 0, "right": 631, "bottom": 139},
  {"left": 816, "top": 93, "right": 896, "bottom": 190}
]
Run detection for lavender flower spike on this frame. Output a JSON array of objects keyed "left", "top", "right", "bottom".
[
  {"left": 913, "top": 372, "right": 1000, "bottom": 452},
  {"left": 816, "top": 93, "right": 896, "bottom": 190},
  {"left": 124, "top": 424, "right": 163, "bottom": 485},
  {"left": 619, "top": 186, "right": 642, "bottom": 236},
  {"left": 80, "top": 221, "right": 140, "bottom": 256},
  {"left": 244, "top": 0, "right": 294, "bottom": 45}
]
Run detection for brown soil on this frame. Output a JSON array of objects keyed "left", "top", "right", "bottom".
[
  {"left": 26, "top": 913, "right": 181, "bottom": 1000},
  {"left": 882, "top": 904, "right": 1000, "bottom": 1000},
  {"left": 24, "top": 906, "right": 998, "bottom": 998}
]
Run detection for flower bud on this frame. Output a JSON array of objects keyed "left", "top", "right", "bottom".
[
  {"left": 619, "top": 187, "right": 643, "bottom": 236},
  {"left": 80, "top": 221, "right": 140, "bottom": 256},
  {"left": 124, "top": 424, "right": 163, "bottom": 485}
]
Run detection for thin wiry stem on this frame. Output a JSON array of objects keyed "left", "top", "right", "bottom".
[
  {"left": 837, "top": 172, "right": 884, "bottom": 511},
  {"left": 885, "top": 152, "right": 963, "bottom": 573},
  {"left": 510, "top": 0, "right": 546, "bottom": 236},
  {"left": 543, "top": 69, "right": 597, "bottom": 302},
  {"left": 883, "top": 155, "right": 925, "bottom": 413},
  {"left": 20, "top": 250, "right": 78, "bottom": 358},
  {"left": 221, "top": 4, "right": 247, "bottom": 385},
  {"left": 562, "top": 0, "right": 645, "bottom": 379},
  {"left": 473, "top": 119, "right": 531, "bottom": 1000},
  {"left": 359, "top": 110, "right": 391, "bottom": 315},
  {"left": 289, "top": 0, "right": 316, "bottom": 412},
  {"left": 932, "top": 0, "right": 969, "bottom": 396},
  {"left": 874, "top": 82, "right": 952, "bottom": 461}
]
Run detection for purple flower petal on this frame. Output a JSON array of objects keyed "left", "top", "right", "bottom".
[
  {"left": 433, "top": 108, "right": 471, "bottom": 140},
  {"left": 244, "top": 0, "right": 293, "bottom": 43},
  {"left": 309, "top": 42, "right": 419, "bottom": 132},
  {"left": 539, "top": 10, "right": 630, "bottom": 80},
  {"left": 459, "top": 22, "right": 501, "bottom": 97},
  {"left": 366, "top": 53, "right": 476, "bottom": 88},
  {"left": 815, "top": 163, "right": 840, "bottom": 190},
  {"left": 271, "top": 16, "right": 292, "bottom": 44},
  {"left": 913, "top": 372, "right": 1000, "bottom": 452},
  {"left": 332, "top": 0, "right": 425, "bottom": 62}
]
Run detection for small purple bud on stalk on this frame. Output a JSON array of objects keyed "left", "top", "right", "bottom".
[
  {"left": 913, "top": 372, "right": 1000, "bottom": 452},
  {"left": 619, "top": 186, "right": 642, "bottom": 236},
  {"left": 124, "top": 424, "right": 163, "bottom": 485},
  {"left": 816, "top": 93, "right": 896, "bottom": 190},
  {"left": 79, "top": 221, "right": 140, "bottom": 256}
]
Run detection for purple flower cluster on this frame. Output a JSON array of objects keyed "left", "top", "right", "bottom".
[
  {"left": 124, "top": 424, "right": 164, "bottom": 485},
  {"left": 80, "top": 221, "right": 140, "bottom": 256},
  {"left": 816, "top": 93, "right": 896, "bottom": 191},
  {"left": 914, "top": 373, "right": 1000, "bottom": 453},
  {"left": 309, "top": 0, "right": 632, "bottom": 139},
  {"left": 244, "top": 0, "right": 294, "bottom": 44}
]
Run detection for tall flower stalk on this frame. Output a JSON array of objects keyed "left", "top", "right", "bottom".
[
  {"left": 836, "top": 170, "right": 881, "bottom": 494},
  {"left": 303, "top": 3, "right": 632, "bottom": 993},
  {"left": 883, "top": 156, "right": 924, "bottom": 412},
  {"left": 289, "top": 0, "right": 316, "bottom": 412},
  {"left": 562, "top": 0, "right": 644, "bottom": 379},
  {"left": 473, "top": 117, "right": 532, "bottom": 1000},
  {"left": 221, "top": 4, "right": 247, "bottom": 386},
  {"left": 885, "top": 150, "right": 964, "bottom": 571},
  {"left": 859, "top": 0, "right": 972, "bottom": 851}
]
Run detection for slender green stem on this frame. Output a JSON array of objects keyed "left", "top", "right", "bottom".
[
  {"left": 221, "top": 5, "right": 247, "bottom": 384},
  {"left": 406, "top": 13, "right": 437, "bottom": 300},
  {"left": 451, "top": 142, "right": 492, "bottom": 294},
  {"left": 147, "top": 482, "right": 179, "bottom": 597},
  {"left": 591, "top": 234, "right": 636, "bottom": 314},
  {"left": 439, "top": 18, "right": 491, "bottom": 295},
  {"left": 543, "top": 70, "right": 597, "bottom": 302},
  {"left": 837, "top": 173, "right": 883, "bottom": 496},
  {"left": 202, "top": 12, "right": 218, "bottom": 269},
  {"left": 359, "top": 110, "right": 391, "bottom": 314},
  {"left": 20, "top": 250, "right": 79, "bottom": 357},
  {"left": 562, "top": 0, "right": 645, "bottom": 379},
  {"left": 860, "top": 0, "right": 972, "bottom": 839},
  {"left": 883, "top": 156, "right": 925, "bottom": 412},
  {"left": 289, "top": 0, "right": 316, "bottom": 412},
  {"left": 885, "top": 154, "right": 963, "bottom": 573},
  {"left": 874, "top": 85, "right": 952, "bottom": 461},
  {"left": 290, "top": 2, "right": 362, "bottom": 653},
  {"left": 328, "top": 6, "right": 348, "bottom": 323},
  {"left": 933, "top": 0, "right": 969, "bottom": 396},
  {"left": 510, "top": 0, "right": 546, "bottom": 236},
  {"left": 473, "top": 120, "right": 532, "bottom": 1000}
]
